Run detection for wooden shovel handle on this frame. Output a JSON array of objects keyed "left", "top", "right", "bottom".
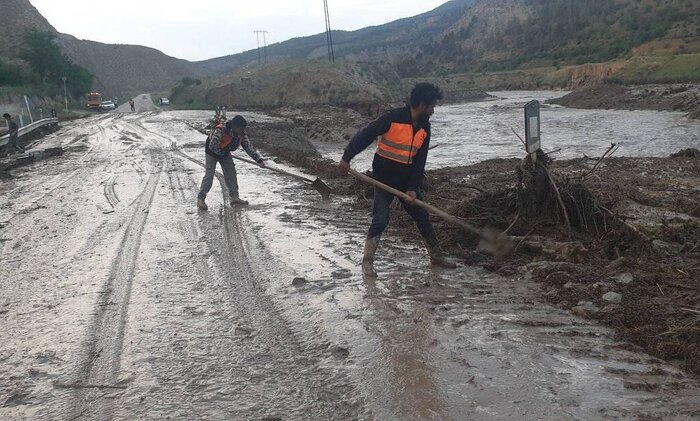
[
  {"left": 348, "top": 168, "right": 487, "bottom": 239},
  {"left": 231, "top": 154, "right": 315, "bottom": 184}
]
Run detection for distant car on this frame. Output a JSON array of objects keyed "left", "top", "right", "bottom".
[
  {"left": 101, "top": 100, "right": 116, "bottom": 111},
  {"left": 159, "top": 98, "right": 170, "bottom": 106}
]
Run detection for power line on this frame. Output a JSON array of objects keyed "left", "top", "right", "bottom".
[
  {"left": 323, "top": 0, "right": 335, "bottom": 63},
  {"left": 253, "top": 30, "right": 268, "bottom": 65}
]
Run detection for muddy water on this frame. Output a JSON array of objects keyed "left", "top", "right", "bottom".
[
  {"left": 154, "top": 112, "right": 700, "bottom": 419},
  {"left": 314, "top": 90, "right": 700, "bottom": 171},
  {"left": 1, "top": 107, "right": 699, "bottom": 420},
  {"left": 209, "top": 155, "right": 700, "bottom": 419}
]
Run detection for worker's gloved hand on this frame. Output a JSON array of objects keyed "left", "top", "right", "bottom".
[
  {"left": 405, "top": 190, "right": 417, "bottom": 205},
  {"left": 338, "top": 159, "right": 350, "bottom": 174}
]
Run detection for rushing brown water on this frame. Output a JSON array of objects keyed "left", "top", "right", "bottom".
[{"left": 313, "top": 90, "right": 700, "bottom": 171}]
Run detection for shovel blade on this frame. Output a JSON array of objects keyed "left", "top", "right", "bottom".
[{"left": 312, "top": 178, "right": 332, "bottom": 200}]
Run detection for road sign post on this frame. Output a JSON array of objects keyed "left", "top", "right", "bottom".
[{"left": 524, "top": 100, "right": 541, "bottom": 163}]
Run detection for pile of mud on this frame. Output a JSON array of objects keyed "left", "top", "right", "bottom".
[
  {"left": 266, "top": 143, "right": 700, "bottom": 376},
  {"left": 549, "top": 82, "right": 700, "bottom": 120},
  {"left": 193, "top": 117, "right": 322, "bottom": 160},
  {"left": 432, "top": 155, "right": 698, "bottom": 377}
]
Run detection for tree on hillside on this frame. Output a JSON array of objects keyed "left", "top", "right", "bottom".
[
  {"left": 0, "top": 60, "right": 29, "bottom": 86},
  {"left": 18, "top": 30, "right": 93, "bottom": 96}
]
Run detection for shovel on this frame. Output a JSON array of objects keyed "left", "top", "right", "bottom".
[
  {"left": 231, "top": 154, "right": 332, "bottom": 200},
  {"left": 348, "top": 168, "right": 513, "bottom": 256}
]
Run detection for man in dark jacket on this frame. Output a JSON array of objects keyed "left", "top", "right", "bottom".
[
  {"left": 197, "top": 115, "right": 265, "bottom": 210},
  {"left": 338, "top": 83, "right": 455, "bottom": 276},
  {"left": 3, "top": 113, "right": 24, "bottom": 154}
]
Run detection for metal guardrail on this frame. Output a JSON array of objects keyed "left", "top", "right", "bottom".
[{"left": 0, "top": 118, "right": 58, "bottom": 147}]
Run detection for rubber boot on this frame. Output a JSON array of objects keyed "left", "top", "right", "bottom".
[
  {"left": 197, "top": 198, "right": 208, "bottom": 211},
  {"left": 422, "top": 230, "right": 457, "bottom": 268},
  {"left": 230, "top": 196, "right": 249, "bottom": 206},
  {"left": 362, "top": 236, "right": 381, "bottom": 277}
]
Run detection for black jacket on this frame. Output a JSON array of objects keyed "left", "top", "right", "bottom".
[{"left": 342, "top": 106, "right": 430, "bottom": 191}]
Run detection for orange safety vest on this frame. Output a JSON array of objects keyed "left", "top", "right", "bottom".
[
  {"left": 376, "top": 122, "right": 427, "bottom": 165},
  {"left": 214, "top": 123, "right": 237, "bottom": 150}
]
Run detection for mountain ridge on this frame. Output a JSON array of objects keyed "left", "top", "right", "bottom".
[{"left": 2, "top": 0, "right": 699, "bottom": 101}]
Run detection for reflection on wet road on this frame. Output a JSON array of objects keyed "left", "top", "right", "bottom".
[{"left": 1, "top": 104, "right": 699, "bottom": 420}]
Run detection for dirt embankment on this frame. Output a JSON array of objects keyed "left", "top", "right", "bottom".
[
  {"left": 268, "top": 106, "right": 371, "bottom": 145},
  {"left": 251, "top": 121, "right": 700, "bottom": 377},
  {"left": 549, "top": 83, "right": 700, "bottom": 119}
]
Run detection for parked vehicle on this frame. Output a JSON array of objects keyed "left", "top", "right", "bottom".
[
  {"left": 86, "top": 92, "right": 102, "bottom": 111},
  {"left": 100, "top": 101, "right": 115, "bottom": 111},
  {"left": 159, "top": 97, "right": 170, "bottom": 106}
]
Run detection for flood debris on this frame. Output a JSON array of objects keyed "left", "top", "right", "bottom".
[
  {"left": 670, "top": 148, "right": 700, "bottom": 158},
  {"left": 292, "top": 277, "right": 307, "bottom": 287},
  {"left": 0, "top": 147, "right": 63, "bottom": 172},
  {"left": 602, "top": 292, "right": 623, "bottom": 304},
  {"left": 267, "top": 142, "right": 700, "bottom": 375}
]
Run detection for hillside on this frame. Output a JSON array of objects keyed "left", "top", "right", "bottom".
[
  {"left": 196, "top": 0, "right": 476, "bottom": 75},
  {"left": 0, "top": 0, "right": 57, "bottom": 56},
  {"left": 197, "top": 0, "right": 700, "bottom": 83},
  {"left": 172, "top": 61, "right": 403, "bottom": 113},
  {"left": 421, "top": 0, "right": 700, "bottom": 75},
  {"left": 0, "top": 0, "right": 206, "bottom": 97},
  {"left": 56, "top": 35, "right": 207, "bottom": 96},
  {"left": 3, "top": 0, "right": 699, "bottom": 109}
]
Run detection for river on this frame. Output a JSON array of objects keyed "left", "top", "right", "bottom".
[{"left": 314, "top": 90, "right": 700, "bottom": 171}]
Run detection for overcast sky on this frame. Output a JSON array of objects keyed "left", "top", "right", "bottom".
[{"left": 30, "top": 0, "right": 448, "bottom": 61}]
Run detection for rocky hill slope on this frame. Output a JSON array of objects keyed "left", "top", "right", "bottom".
[
  {"left": 428, "top": 0, "right": 700, "bottom": 74},
  {"left": 173, "top": 61, "right": 404, "bottom": 114},
  {"left": 56, "top": 34, "right": 206, "bottom": 96},
  {"left": 3, "top": 0, "right": 699, "bottom": 104},
  {"left": 1, "top": 0, "right": 207, "bottom": 96},
  {"left": 0, "top": 0, "right": 57, "bottom": 56},
  {"left": 196, "top": 0, "right": 476, "bottom": 75},
  {"left": 199, "top": 0, "right": 700, "bottom": 82}
]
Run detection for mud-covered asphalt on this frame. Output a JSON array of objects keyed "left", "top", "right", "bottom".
[{"left": 1, "top": 96, "right": 699, "bottom": 420}]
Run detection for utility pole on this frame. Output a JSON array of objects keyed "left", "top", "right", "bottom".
[
  {"left": 263, "top": 31, "right": 268, "bottom": 64},
  {"left": 323, "top": 0, "right": 335, "bottom": 63},
  {"left": 62, "top": 76, "right": 68, "bottom": 111},
  {"left": 254, "top": 30, "right": 268, "bottom": 65}
]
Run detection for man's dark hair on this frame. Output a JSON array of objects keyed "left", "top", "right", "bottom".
[
  {"left": 225, "top": 115, "right": 247, "bottom": 132},
  {"left": 409, "top": 83, "right": 443, "bottom": 108},
  {"left": 2, "top": 113, "right": 10, "bottom": 119}
]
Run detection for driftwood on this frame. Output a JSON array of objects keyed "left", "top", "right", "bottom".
[
  {"left": 541, "top": 164, "right": 572, "bottom": 239},
  {"left": 509, "top": 235, "right": 589, "bottom": 263},
  {"left": 568, "top": 143, "right": 619, "bottom": 182}
]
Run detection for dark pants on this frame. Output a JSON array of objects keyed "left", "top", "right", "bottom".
[
  {"left": 198, "top": 154, "right": 240, "bottom": 199},
  {"left": 367, "top": 187, "right": 433, "bottom": 239},
  {"left": 7, "top": 134, "right": 23, "bottom": 153}
]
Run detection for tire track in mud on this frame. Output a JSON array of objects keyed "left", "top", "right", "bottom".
[
  {"left": 166, "top": 144, "right": 365, "bottom": 419},
  {"left": 103, "top": 175, "right": 120, "bottom": 208},
  {"left": 0, "top": 114, "right": 162, "bottom": 419},
  {"left": 114, "top": 119, "right": 366, "bottom": 417},
  {"left": 67, "top": 151, "right": 164, "bottom": 420}
]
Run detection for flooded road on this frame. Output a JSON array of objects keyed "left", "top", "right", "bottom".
[
  {"left": 1, "top": 97, "right": 699, "bottom": 419},
  {"left": 315, "top": 90, "right": 700, "bottom": 171}
]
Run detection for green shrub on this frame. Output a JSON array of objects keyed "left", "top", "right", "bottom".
[{"left": 18, "top": 30, "right": 93, "bottom": 96}]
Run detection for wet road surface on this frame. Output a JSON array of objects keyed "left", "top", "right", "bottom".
[{"left": 1, "top": 98, "right": 699, "bottom": 420}]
